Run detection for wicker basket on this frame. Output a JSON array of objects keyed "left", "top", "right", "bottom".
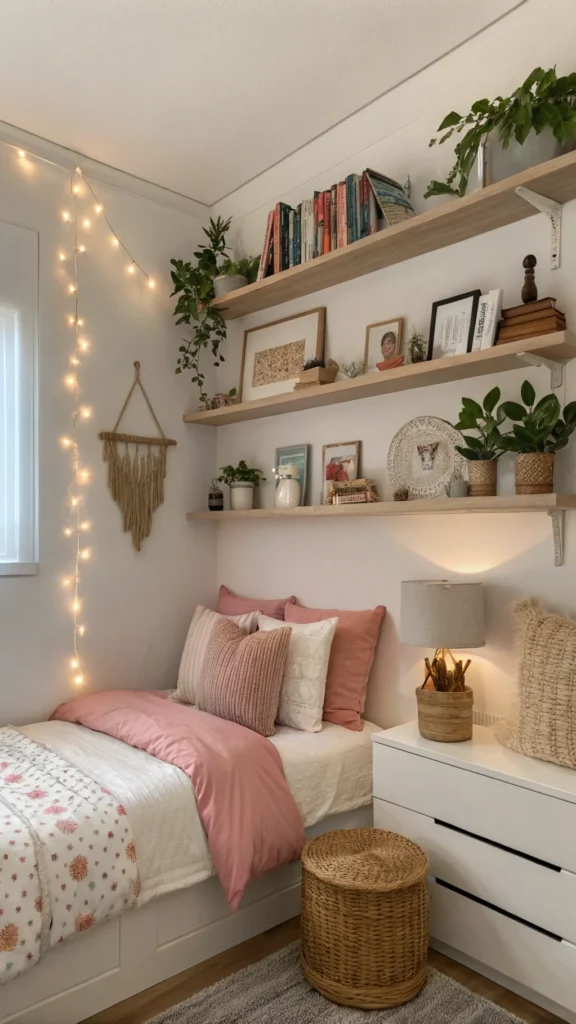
[
  {"left": 515, "top": 452, "right": 555, "bottom": 494},
  {"left": 416, "top": 685, "right": 473, "bottom": 742},
  {"left": 301, "top": 828, "right": 428, "bottom": 1009},
  {"left": 467, "top": 459, "right": 497, "bottom": 497}
]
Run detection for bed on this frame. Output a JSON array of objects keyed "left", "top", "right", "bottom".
[{"left": 1, "top": 717, "right": 378, "bottom": 1024}]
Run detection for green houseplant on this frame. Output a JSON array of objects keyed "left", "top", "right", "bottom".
[
  {"left": 408, "top": 327, "right": 426, "bottom": 364},
  {"left": 213, "top": 255, "right": 260, "bottom": 298},
  {"left": 499, "top": 380, "right": 576, "bottom": 494},
  {"left": 426, "top": 66, "right": 576, "bottom": 198},
  {"left": 454, "top": 387, "right": 507, "bottom": 496},
  {"left": 217, "top": 461, "right": 266, "bottom": 511}
]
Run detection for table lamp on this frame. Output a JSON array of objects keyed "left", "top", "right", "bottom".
[{"left": 400, "top": 580, "right": 485, "bottom": 741}]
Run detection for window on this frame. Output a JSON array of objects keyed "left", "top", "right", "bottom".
[{"left": 0, "top": 221, "right": 37, "bottom": 574}]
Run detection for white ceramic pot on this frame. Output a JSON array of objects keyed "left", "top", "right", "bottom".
[
  {"left": 485, "top": 127, "right": 570, "bottom": 185},
  {"left": 230, "top": 481, "right": 254, "bottom": 510},
  {"left": 213, "top": 274, "right": 248, "bottom": 298},
  {"left": 275, "top": 464, "right": 301, "bottom": 509}
]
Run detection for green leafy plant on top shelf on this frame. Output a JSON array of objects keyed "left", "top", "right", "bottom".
[
  {"left": 218, "top": 255, "right": 260, "bottom": 283},
  {"left": 454, "top": 387, "right": 507, "bottom": 460},
  {"left": 425, "top": 66, "right": 576, "bottom": 198},
  {"left": 499, "top": 380, "right": 576, "bottom": 453},
  {"left": 217, "top": 461, "right": 266, "bottom": 487},
  {"left": 170, "top": 215, "right": 231, "bottom": 402}
]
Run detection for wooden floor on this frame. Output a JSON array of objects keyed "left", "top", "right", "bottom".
[{"left": 82, "top": 916, "right": 565, "bottom": 1024}]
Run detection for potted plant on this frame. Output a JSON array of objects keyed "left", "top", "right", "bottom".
[
  {"left": 453, "top": 387, "right": 506, "bottom": 496},
  {"left": 217, "top": 461, "right": 266, "bottom": 511},
  {"left": 499, "top": 381, "right": 576, "bottom": 494},
  {"left": 408, "top": 327, "right": 427, "bottom": 364},
  {"left": 213, "top": 255, "right": 260, "bottom": 298},
  {"left": 425, "top": 66, "right": 576, "bottom": 198},
  {"left": 297, "top": 358, "right": 339, "bottom": 387}
]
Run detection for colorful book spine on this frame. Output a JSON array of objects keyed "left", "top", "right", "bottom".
[
  {"left": 360, "top": 172, "right": 369, "bottom": 238},
  {"left": 330, "top": 185, "right": 337, "bottom": 250},
  {"left": 313, "top": 191, "right": 319, "bottom": 258},
  {"left": 293, "top": 205, "right": 301, "bottom": 267},
  {"left": 258, "top": 210, "right": 274, "bottom": 280},
  {"left": 300, "top": 199, "right": 314, "bottom": 262},
  {"left": 281, "top": 204, "right": 291, "bottom": 271},
  {"left": 317, "top": 191, "right": 325, "bottom": 257},
  {"left": 288, "top": 210, "right": 295, "bottom": 269},
  {"left": 368, "top": 188, "right": 378, "bottom": 233},
  {"left": 354, "top": 174, "right": 361, "bottom": 242},
  {"left": 323, "top": 190, "right": 331, "bottom": 254},
  {"left": 273, "top": 203, "right": 282, "bottom": 275},
  {"left": 336, "top": 182, "right": 347, "bottom": 248}
]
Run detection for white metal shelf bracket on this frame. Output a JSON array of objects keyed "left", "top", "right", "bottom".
[
  {"left": 548, "top": 509, "right": 565, "bottom": 566},
  {"left": 517, "top": 351, "right": 564, "bottom": 389},
  {"left": 516, "top": 186, "right": 562, "bottom": 268}
]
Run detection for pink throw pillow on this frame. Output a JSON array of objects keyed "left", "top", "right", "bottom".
[
  {"left": 285, "top": 604, "right": 386, "bottom": 730},
  {"left": 197, "top": 617, "right": 291, "bottom": 737},
  {"left": 217, "top": 584, "right": 296, "bottom": 621}
]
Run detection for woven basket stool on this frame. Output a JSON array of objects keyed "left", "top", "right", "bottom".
[{"left": 301, "top": 828, "right": 428, "bottom": 1009}]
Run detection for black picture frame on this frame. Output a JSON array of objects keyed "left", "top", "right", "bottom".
[{"left": 427, "top": 290, "right": 481, "bottom": 361}]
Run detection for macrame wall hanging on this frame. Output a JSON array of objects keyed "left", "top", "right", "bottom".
[{"left": 99, "top": 362, "right": 176, "bottom": 551}]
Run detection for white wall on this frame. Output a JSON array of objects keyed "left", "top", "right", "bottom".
[
  {"left": 0, "top": 142, "right": 217, "bottom": 725},
  {"left": 208, "top": 0, "right": 576, "bottom": 728}
]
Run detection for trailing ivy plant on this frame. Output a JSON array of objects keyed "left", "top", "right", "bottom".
[
  {"left": 426, "top": 66, "right": 576, "bottom": 198},
  {"left": 454, "top": 387, "right": 507, "bottom": 461},
  {"left": 217, "top": 461, "right": 266, "bottom": 487},
  {"left": 499, "top": 380, "right": 576, "bottom": 453},
  {"left": 170, "top": 216, "right": 231, "bottom": 402}
]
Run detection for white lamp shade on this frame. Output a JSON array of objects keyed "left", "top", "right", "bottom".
[{"left": 400, "top": 580, "right": 485, "bottom": 649}]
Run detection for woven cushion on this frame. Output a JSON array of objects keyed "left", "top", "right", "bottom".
[
  {"left": 257, "top": 613, "right": 337, "bottom": 732},
  {"left": 218, "top": 585, "right": 296, "bottom": 621},
  {"left": 285, "top": 604, "right": 386, "bottom": 730},
  {"left": 498, "top": 598, "right": 576, "bottom": 769},
  {"left": 173, "top": 605, "right": 259, "bottom": 706},
  {"left": 196, "top": 618, "right": 291, "bottom": 736}
]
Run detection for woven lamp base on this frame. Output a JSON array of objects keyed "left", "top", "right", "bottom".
[
  {"left": 416, "top": 685, "right": 473, "bottom": 742},
  {"left": 301, "top": 829, "right": 428, "bottom": 1010}
]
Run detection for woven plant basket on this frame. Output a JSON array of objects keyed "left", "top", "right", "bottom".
[
  {"left": 301, "top": 828, "right": 428, "bottom": 1009},
  {"left": 416, "top": 685, "right": 473, "bottom": 742},
  {"left": 515, "top": 452, "right": 555, "bottom": 494},
  {"left": 467, "top": 459, "right": 497, "bottom": 497}
]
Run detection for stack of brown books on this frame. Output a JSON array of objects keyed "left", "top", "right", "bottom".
[{"left": 497, "top": 297, "right": 566, "bottom": 344}]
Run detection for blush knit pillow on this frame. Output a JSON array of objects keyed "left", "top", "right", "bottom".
[
  {"left": 197, "top": 618, "right": 291, "bottom": 737},
  {"left": 173, "top": 605, "right": 260, "bottom": 706},
  {"left": 217, "top": 585, "right": 296, "bottom": 621}
]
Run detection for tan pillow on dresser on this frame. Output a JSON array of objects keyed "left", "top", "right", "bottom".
[
  {"left": 497, "top": 599, "right": 576, "bottom": 769},
  {"left": 196, "top": 617, "right": 291, "bottom": 737},
  {"left": 173, "top": 605, "right": 260, "bottom": 706}
]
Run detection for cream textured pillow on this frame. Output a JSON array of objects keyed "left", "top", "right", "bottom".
[
  {"left": 173, "top": 605, "right": 259, "bottom": 706},
  {"left": 258, "top": 612, "right": 338, "bottom": 732},
  {"left": 497, "top": 598, "right": 576, "bottom": 769},
  {"left": 196, "top": 617, "right": 291, "bottom": 737}
]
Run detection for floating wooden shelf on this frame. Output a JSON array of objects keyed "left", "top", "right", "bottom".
[
  {"left": 183, "top": 332, "right": 576, "bottom": 426},
  {"left": 187, "top": 493, "right": 576, "bottom": 521},
  {"left": 188, "top": 494, "right": 575, "bottom": 565},
  {"left": 211, "top": 151, "right": 576, "bottom": 320}
]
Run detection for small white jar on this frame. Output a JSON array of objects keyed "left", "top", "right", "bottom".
[{"left": 275, "top": 463, "right": 301, "bottom": 509}]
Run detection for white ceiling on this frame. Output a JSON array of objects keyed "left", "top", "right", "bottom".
[{"left": 1, "top": 0, "right": 523, "bottom": 206}]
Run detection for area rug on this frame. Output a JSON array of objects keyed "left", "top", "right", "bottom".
[{"left": 147, "top": 942, "right": 522, "bottom": 1023}]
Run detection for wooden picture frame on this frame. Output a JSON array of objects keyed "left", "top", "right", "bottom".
[
  {"left": 238, "top": 307, "right": 325, "bottom": 403},
  {"left": 321, "top": 440, "right": 362, "bottom": 504},
  {"left": 364, "top": 317, "right": 404, "bottom": 372},
  {"left": 428, "top": 290, "right": 481, "bottom": 361}
]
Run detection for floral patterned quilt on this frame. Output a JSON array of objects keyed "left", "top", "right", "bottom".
[{"left": 0, "top": 727, "right": 139, "bottom": 983}]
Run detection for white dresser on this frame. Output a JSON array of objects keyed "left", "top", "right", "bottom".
[{"left": 373, "top": 722, "right": 576, "bottom": 1023}]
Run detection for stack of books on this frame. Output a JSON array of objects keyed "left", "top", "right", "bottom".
[
  {"left": 257, "top": 170, "right": 414, "bottom": 281},
  {"left": 497, "top": 297, "right": 566, "bottom": 344}
]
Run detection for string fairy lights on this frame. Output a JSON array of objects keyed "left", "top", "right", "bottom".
[{"left": 10, "top": 144, "right": 157, "bottom": 688}]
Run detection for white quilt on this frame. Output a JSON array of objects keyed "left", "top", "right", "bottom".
[{"left": 21, "top": 718, "right": 378, "bottom": 903}]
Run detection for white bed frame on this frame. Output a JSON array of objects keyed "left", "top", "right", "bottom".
[{"left": 2, "top": 806, "right": 371, "bottom": 1024}]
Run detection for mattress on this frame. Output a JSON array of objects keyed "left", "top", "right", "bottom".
[{"left": 21, "top": 717, "right": 378, "bottom": 902}]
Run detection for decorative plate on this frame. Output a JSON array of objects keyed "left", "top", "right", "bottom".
[{"left": 387, "top": 416, "right": 467, "bottom": 499}]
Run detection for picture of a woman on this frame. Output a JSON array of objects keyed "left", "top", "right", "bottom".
[
  {"left": 380, "top": 331, "right": 397, "bottom": 361},
  {"left": 364, "top": 317, "right": 404, "bottom": 372}
]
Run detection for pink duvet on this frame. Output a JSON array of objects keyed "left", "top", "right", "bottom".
[{"left": 51, "top": 691, "right": 305, "bottom": 910}]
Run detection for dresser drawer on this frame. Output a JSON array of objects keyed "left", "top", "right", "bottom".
[
  {"left": 374, "top": 798, "right": 576, "bottom": 944},
  {"left": 373, "top": 743, "right": 576, "bottom": 871},
  {"left": 429, "top": 878, "right": 576, "bottom": 1015}
]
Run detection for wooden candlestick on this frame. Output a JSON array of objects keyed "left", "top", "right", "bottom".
[{"left": 522, "top": 254, "right": 538, "bottom": 304}]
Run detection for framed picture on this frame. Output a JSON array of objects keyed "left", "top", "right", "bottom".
[
  {"left": 364, "top": 317, "right": 404, "bottom": 372},
  {"left": 321, "top": 441, "right": 361, "bottom": 504},
  {"left": 275, "top": 444, "right": 310, "bottom": 506},
  {"left": 428, "top": 290, "right": 481, "bottom": 361},
  {"left": 239, "top": 307, "right": 325, "bottom": 402}
]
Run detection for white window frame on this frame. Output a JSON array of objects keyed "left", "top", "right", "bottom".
[{"left": 0, "top": 221, "right": 38, "bottom": 576}]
